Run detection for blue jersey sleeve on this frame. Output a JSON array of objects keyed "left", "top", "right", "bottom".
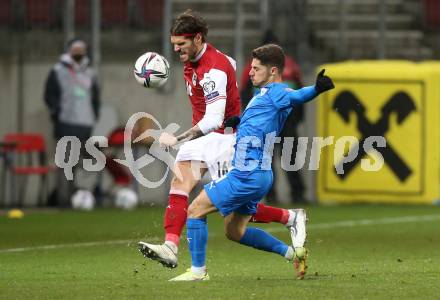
[
  {"left": 287, "top": 85, "right": 318, "bottom": 105},
  {"left": 272, "top": 85, "right": 318, "bottom": 110}
]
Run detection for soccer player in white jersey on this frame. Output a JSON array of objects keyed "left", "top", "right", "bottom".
[{"left": 138, "top": 10, "right": 307, "bottom": 270}]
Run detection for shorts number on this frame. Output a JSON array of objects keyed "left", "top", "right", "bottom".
[{"left": 217, "top": 161, "right": 230, "bottom": 178}]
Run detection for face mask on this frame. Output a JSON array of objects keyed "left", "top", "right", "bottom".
[{"left": 72, "top": 54, "right": 84, "bottom": 63}]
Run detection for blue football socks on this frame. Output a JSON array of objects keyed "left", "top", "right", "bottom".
[
  {"left": 239, "top": 227, "right": 289, "bottom": 257},
  {"left": 186, "top": 218, "right": 208, "bottom": 267}
]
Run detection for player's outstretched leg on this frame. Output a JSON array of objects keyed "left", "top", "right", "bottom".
[
  {"left": 138, "top": 161, "right": 199, "bottom": 268},
  {"left": 138, "top": 190, "right": 187, "bottom": 268},
  {"left": 236, "top": 226, "right": 308, "bottom": 279},
  {"left": 170, "top": 190, "right": 216, "bottom": 281}
]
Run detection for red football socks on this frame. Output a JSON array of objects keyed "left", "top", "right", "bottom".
[
  {"left": 164, "top": 191, "right": 189, "bottom": 246},
  {"left": 164, "top": 193, "right": 289, "bottom": 245},
  {"left": 251, "top": 202, "right": 290, "bottom": 225}
]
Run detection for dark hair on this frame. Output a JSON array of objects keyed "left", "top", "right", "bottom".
[
  {"left": 252, "top": 43, "right": 285, "bottom": 73},
  {"left": 170, "top": 9, "right": 208, "bottom": 42},
  {"left": 66, "top": 38, "right": 87, "bottom": 51}
]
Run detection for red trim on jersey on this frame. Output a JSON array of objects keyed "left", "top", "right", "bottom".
[{"left": 205, "top": 95, "right": 226, "bottom": 105}]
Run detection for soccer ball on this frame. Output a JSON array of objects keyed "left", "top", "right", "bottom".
[
  {"left": 133, "top": 52, "right": 170, "bottom": 88},
  {"left": 71, "top": 190, "right": 95, "bottom": 211},
  {"left": 115, "top": 188, "right": 138, "bottom": 210}
]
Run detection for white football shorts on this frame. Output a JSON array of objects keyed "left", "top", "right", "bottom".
[{"left": 175, "top": 132, "right": 235, "bottom": 180}]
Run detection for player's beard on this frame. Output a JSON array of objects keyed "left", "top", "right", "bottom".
[
  {"left": 179, "top": 46, "right": 197, "bottom": 63},
  {"left": 187, "top": 42, "right": 204, "bottom": 62}
]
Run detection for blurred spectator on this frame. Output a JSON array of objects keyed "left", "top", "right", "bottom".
[
  {"left": 240, "top": 30, "right": 305, "bottom": 204},
  {"left": 44, "top": 38, "right": 100, "bottom": 207}
]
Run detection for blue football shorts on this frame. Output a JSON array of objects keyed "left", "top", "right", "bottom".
[{"left": 204, "top": 168, "right": 273, "bottom": 216}]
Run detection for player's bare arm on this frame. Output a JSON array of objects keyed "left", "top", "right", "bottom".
[
  {"left": 158, "top": 123, "right": 211, "bottom": 148},
  {"left": 176, "top": 125, "right": 204, "bottom": 143}
]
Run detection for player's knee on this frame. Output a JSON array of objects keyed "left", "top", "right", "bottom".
[
  {"left": 187, "top": 201, "right": 203, "bottom": 218},
  {"left": 224, "top": 231, "right": 237, "bottom": 241},
  {"left": 225, "top": 228, "right": 242, "bottom": 242},
  {"left": 170, "top": 181, "right": 189, "bottom": 195},
  {"left": 187, "top": 202, "right": 197, "bottom": 218},
  {"left": 170, "top": 175, "right": 184, "bottom": 188},
  {"left": 170, "top": 174, "right": 195, "bottom": 192}
]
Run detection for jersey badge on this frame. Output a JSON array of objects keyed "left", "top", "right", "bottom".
[{"left": 203, "top": 81, "right": 216, "bottom": 94}]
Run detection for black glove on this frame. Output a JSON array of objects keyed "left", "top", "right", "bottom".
[
  {"left": 223, "top": 116, "right": 240, "bottom": 129},
  {"left": 315, "top": 69, "right": 335, "bottom": 94}
]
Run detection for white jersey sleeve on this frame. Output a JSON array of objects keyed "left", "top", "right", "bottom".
[{"left": 197, "top": 68, "right": 227, "bottom": 134}]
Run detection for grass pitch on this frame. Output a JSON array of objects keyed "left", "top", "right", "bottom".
[{"left": 1, "top": 204, "right": 440, "bottom": 299}]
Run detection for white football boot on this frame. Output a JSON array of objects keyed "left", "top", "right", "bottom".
[
  {"left": 286, "top": 209, "right": 308, "bottom": 279},
  {"left": 286, "top": 209, "right": 308, "bottom": 249},
  {"left": 169, "top": 268, "right": 210, "bottom": 281},
  {"left": 138, "top": 241, "right": 178, "bottom": 269}
]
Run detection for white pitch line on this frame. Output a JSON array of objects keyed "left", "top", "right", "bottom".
[
  {"left": 265, "top": 214, "right": 440, "bottom": 233},
  {"left": 0, "top": 239, "right": 132, "bottom": 254},
  {"left": 1, "top": 214, "right": 440, "bottom": 254}
]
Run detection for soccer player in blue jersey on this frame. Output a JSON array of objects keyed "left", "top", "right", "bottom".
[{"left": 169, "top": 44, "right": 334, "bottom": 281}]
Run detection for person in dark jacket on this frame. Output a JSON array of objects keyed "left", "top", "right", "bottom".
[{"left": 44, "top": 38, "right": 100, "bottom": 207}]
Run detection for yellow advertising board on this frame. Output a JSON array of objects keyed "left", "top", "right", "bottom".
[{"left": 316, "top": 61, "right": 440, "bottom": 204}]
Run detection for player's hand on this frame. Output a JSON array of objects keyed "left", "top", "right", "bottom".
[
  {"left": 158, "top": 132, "right": 178, "bottom": 147},
  {"left": 223, "top": 116, "right": 240, "bottom": 129},
  {"left": 315, "top": 69, "right": 335, "bottom": 94}
]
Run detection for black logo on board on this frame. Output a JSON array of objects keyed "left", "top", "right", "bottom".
[{"left": 333, "top": 91, "right": 416, "bottom": 182}]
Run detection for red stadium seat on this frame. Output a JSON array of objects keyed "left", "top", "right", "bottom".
[{"left": 2, "top": 133, "right": 56, "bottom": 207}]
